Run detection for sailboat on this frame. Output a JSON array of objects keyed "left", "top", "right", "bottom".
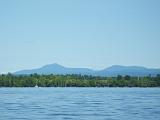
[
  {"left": 35, "top": 79, "right": 38, "bottom": 88},
  {"left": 35, "top": 84, "right": 38, "bottom": 88}
]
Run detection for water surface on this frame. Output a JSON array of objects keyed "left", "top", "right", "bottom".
[{"left": 0, "top": 88, "right": 160, "bottom": 120}]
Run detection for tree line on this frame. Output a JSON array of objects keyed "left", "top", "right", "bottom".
[{"left": 0, "top": 73, "right": 160, "bottom": 87}]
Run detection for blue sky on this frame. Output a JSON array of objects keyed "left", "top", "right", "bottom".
[{"left": 0, "top": 0, "right": 160, "bottom": 73}]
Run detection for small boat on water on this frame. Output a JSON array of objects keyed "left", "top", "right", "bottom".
[{"left": 35, "top": 84, "right": 38, "bottom": 88}]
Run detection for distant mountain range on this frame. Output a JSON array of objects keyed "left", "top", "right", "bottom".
[{"left": 14, "top": 63, "right": 160, "bottom": 77}]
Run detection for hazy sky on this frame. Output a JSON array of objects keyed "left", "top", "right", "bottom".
[{"left": 0, "top": 0, "right": 160, "bottom": 73}]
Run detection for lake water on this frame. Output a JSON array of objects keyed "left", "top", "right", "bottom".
[{"left": 0, "top": 88, "right": 160, "bottom": 120}]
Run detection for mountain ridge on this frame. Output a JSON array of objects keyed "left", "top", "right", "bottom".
[{"left": 14, "top": 63, "right": 160, "bottom": 76}]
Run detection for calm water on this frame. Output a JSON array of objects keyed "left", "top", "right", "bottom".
[{"left": 0, "top": 88, "right": 160, "bottom": 120}]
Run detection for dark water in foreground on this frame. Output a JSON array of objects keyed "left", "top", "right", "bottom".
[{"left": 0, "top": 88, "right": 160, "bottom": 120}]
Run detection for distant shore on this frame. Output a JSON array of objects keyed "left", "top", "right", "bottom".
[{"left": 0, "top": 73, "right": 160, "bottom": 87}]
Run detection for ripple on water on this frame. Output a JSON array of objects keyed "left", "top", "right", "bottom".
[{"left": 0, "top": 88, "right": 160, "bottom": 120}]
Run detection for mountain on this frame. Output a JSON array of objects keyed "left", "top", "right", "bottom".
[
  {"left": 14, "top": 63, "right": 160, "bottom": 76},
  {"left": 96, "top": 65, "right": 160, "bottom": 76},
  {"left": 14, "top": 63, "right": 94, "bottom": 75}
]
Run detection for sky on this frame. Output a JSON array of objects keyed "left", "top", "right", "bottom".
[{"left": 0, "top": 0, "right": 160, "bottom": 73}]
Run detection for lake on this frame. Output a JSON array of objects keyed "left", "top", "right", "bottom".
[{"left": 0, "top": 88, "right": 160, "bottom": 120}]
